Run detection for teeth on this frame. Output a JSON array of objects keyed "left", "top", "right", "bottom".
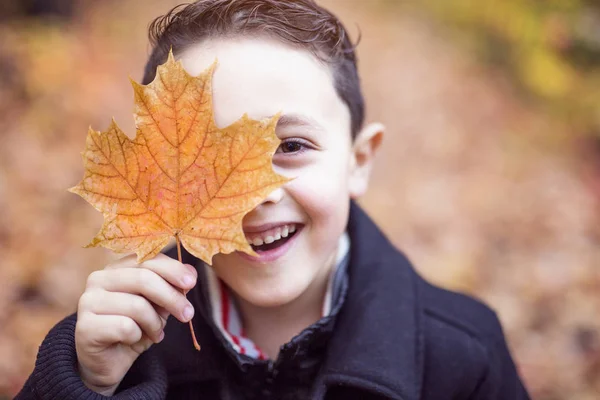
[{"left": 247, "top": 223, "right": 297, "bottom": 246}]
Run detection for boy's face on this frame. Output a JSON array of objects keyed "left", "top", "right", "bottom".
[{"left": 179, "top": 37, "right": 382, "bottom": 308}]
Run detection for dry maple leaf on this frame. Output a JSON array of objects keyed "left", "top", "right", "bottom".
[{"left": 69, "top": 51, "right": 290, "bottom": 265}]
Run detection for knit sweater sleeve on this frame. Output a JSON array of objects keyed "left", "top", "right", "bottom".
[{"left": 14, "top": 314, "right": 168, "bottom": 400}]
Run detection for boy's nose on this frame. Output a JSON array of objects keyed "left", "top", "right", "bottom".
[{"left": 260, "top": 187, "right": 284, "bottom": 205}]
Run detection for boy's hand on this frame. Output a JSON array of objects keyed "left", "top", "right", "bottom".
[{"left": 75, "top": 254, "right": 197, "bottom": 395}]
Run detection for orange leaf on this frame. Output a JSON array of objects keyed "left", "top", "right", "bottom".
[{"left": 69, "top": 51, "right": 290, "bottom": 264}]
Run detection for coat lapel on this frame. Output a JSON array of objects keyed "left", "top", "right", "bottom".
[
  {"left": 313, "top": 201, "right": 425, "bottom": 400},
  {"left": 161, "top": 201, "right": 425, "bottom": 399}
]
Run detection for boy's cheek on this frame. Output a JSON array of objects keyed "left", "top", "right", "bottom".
[
  {"left": 348, "top": 174, "right": 368, "bottom": 199},
  {"left": 292, "top": 167, "right": 348, "bottom": 198},
  {"left": 289, "top": 171, "right": 350, "bottom": 220}
]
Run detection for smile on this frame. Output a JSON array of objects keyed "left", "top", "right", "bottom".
[
  {"left": 245, "top": 223, "right": 297, "bottom": 247},
  {"left": 239, "top": 223, "right": 303, "bottom": 262}
]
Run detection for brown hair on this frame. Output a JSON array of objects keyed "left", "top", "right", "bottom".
[{"left": 142, "top": 0, "right": 364, "bottom": 138}]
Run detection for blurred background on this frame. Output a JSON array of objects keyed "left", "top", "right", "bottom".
[{"left": 0, "top": 0, "right": 599, "bottom": 398}]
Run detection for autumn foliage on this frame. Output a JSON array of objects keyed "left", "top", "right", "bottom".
[
  {"left": 69, "top": 52, "right": 288, "bottom": 264},
  {"left": 0, "top": 1, "right": 598, "bottom": 399}
]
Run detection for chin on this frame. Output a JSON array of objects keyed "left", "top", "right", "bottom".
[{"left": 236, "top": 280, "right": 306, "bottom": 308}]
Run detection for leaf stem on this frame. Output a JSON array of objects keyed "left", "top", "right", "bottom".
[{"left": 176, "top": 234, "right": 201, "bottom": 351}]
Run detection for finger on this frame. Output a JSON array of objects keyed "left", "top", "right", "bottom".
[
  {"left": 155, "top": 305, "right": 170, "bottom": 321},
  {"left": 130, "top": 333, "right": 157, "bottom": 355},
  {"left": 104, "top": 254, "right": 138, "bottom": 269},
  {"left": 77, "top": 312, "right": 144, "bottom": 347},
  {"left": 79, "top": 290, "right": 166, "bottom": 343},
  {"left": 105, "top": 253, "right": 198, "bottom": 292},
  {"left": 86, "top": 268, "right": 194, "bottom": 323}
]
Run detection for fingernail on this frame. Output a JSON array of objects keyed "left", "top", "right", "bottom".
[
  {"left": 185, "top": 264, "right": 197, "bottom": 277},
  {"left": 182, "top": 275, "right": 195, "bottom": 287},
  {"left": 158, "top": 331, "right": 165, "bottom": 342},
  {"left": 183, "top": 305, "right": 194, "bottom": 321}
]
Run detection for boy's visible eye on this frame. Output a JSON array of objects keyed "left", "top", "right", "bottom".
[{"left": 276, "top": 139, "right": 310, "bottom": 154}]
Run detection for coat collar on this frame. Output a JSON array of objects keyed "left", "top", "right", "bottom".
[
  {"left": 159, "top": 201, "right": 424, "bottom": 399},
  {"left": 312, "top": 201, "right": 424, "bottom": 400}
]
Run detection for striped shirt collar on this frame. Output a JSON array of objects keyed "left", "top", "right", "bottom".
[{"left": 200, "top": 231, "right": 350, "bottom": 360}]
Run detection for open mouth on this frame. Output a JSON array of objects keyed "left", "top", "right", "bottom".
[
  {"left": 246, "top": 223, "right": 301, "bottom": 253},
  {"left": 251, "top": 229, "right": 299, "bottom": 252}
]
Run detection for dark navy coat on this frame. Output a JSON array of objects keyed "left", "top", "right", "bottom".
[{"left": 17, "top": 202, "right": 530, "bottom": 399}]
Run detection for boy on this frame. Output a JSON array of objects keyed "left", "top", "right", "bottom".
[{"left": 17, "top": 0, "right": 530, "bottom": 399}]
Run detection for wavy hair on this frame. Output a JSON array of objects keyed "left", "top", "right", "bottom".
[{"left": 142, "top": 0, "right": 364, "bottom": 137}]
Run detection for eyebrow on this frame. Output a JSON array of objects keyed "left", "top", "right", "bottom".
[{"left": 275, "top": 113, "right": 325, "bottom": 132}]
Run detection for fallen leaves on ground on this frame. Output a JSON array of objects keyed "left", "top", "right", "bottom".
[{"left": 0, "top": 1, "right": 598, "bottom": 398}]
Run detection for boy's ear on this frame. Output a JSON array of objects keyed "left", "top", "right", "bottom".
[{"left": 349, "top": 122, "right": 384, "bottom": 199}]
